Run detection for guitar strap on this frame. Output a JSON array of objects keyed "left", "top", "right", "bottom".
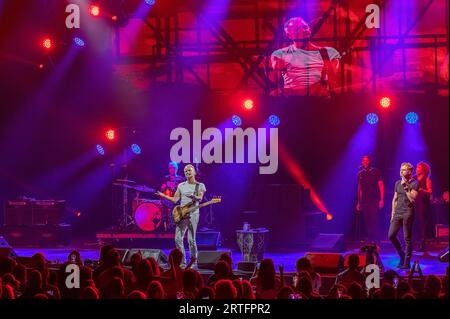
[
  {"left": 319, "top": 48, "right": 331, "bottom": 84},
  {"left": 194, "top": 182, "right": 199, "bottom": 197}
]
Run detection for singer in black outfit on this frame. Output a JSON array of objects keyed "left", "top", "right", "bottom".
[{"left": 389, "top": 162, "right": 419, "bottom": 269}]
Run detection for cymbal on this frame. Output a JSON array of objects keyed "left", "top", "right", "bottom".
[
  {"left": 112, "top": 183, "right": 136, "bottom": 188},
  {"left": 131, "top": 185, "right": 156, "bottom": 193},
  {"left": 115, "top": 179, "right": 136, "bottom": 184}
]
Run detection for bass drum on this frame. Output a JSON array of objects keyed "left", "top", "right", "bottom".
[{"left": 134, "top": 201, "right": 162, "bottom": 231}]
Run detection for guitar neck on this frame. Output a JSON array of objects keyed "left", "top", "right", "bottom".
[{"left": 198, "top": 201, "right": 214, "bottom": 209}]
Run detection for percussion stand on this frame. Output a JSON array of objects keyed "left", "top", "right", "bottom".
[{"left": 121, "top": 184, "right": 136, "bottom": 229}]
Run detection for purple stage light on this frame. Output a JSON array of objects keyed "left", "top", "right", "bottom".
[
  {"left": 268, "top": 115, "right": 280, "bottom": 127},
  {"left": 96, "top": 144, "right": 105, "bottom": 155},
  {"left": 405, "top": 112, "right": 419, "bottom": 124},
  {"left": 366, "top": 113, "right": 379, "bottom": 125},
  {"left": 73, "top": 37, "right": 85, "bottom": 47},
  {"left": 131, "top": 144, "right": 141, "bottom": 154},
  {"left": 231, "top": 115, "right": 242, "bottom": 127}
]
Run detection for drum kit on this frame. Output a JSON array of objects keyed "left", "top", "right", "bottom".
[{"left": 112, "top": 179, "right": 174, "bottom": 232}]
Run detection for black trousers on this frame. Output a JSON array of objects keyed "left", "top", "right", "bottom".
[
  {"left": 415, "top": 199, "right": 430, "bottom": 245},
  {"left": 361, "top": 202, "right": 379, "bottom": 242},
  {"left": 388, "top": 212, "right": 414, "bottom": 262}
]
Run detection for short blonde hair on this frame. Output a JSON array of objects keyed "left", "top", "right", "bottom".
[
  {"left": 399, "top": 162, "right": 414, "bottom": 177},
  {"left": 184, "top": 164, "right": 196, "bottom": 172}
]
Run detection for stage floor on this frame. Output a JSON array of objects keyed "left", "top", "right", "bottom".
[{"left": 12, "top": 242, "right": 447, "bottom": 276}]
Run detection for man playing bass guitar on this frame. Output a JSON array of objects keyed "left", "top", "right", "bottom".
[{"left": 157, "top": 164, "right": 206, "bottom": 269}]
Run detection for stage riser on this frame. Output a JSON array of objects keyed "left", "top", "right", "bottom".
[{"left": 0, "top": 225, "right": 71, "bottom": 247}]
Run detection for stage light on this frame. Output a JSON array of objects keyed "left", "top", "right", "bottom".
[
  {"left": 243, "top": 99, "right": 254, "bottom": 110},
  {"left": 111, "top": 15, "right": 118, "bottom": 21},
  {"left": 105, "top": 129, "right": 116, "bottom": 141},
  {"left": 42, "top": 38, "right": 52, "bottom": 50},
  {"left": 96, "top": 144, "right": 105, "bottom": 155},
  {"left": 379, "top": 96, "right": 391, "bottom": 108},
  {"left": 145, "top": 0, "right": 156, "bottom": 5},
  {"left": 405, "top": 112, "right": 419, "bottom": 124},
  {"left": 131, "top": 144, "right": 141, "bottom": 154},
  {"left": 268, "top": 115, "right": 281, "bottom": 127},
  {"left": 366, "top": 113, "right": 379, "bottom": 125},
  {"left": 90, "top": 5, "right": 100, "bottom": 17},
  {"left": 38, "top": 63, "right": 44, "bottom": 70},
  {"left": 73, "top": 37, "right": 85, "bottom": 47},
  {"left": 231, "top": 115, "right": 242, "bottom": 127}
]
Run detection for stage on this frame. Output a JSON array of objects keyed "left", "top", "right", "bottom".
[{"left": 12, "top": 240, "right": 448, "bottom": 275}]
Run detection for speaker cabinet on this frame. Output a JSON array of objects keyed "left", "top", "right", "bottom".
[
  {"left": 309, "top": 233, "right": 345, "bottom": 252},
  {"left": 305, "top": 252, "right": 344, "bottom": 274},
  {"left": 124, "top": 249, "right": 169, "bottom": 267},
  {"left": 198, "top": 250, "right": 231, "bottom": 270}
]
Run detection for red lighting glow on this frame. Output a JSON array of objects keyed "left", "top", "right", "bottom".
[
  {"left": 106, "top": 129, "right": 116, "bottom": 141},
  {"left": 379, "top": 96, "right": 392, "bottom": 108},
  {"left": 90, "top": 5, "right": 100, "bottom": 17},
  {"left": 243, "top": 99, "right": 254, "bottom": 110},
  {"left": 42, "top": 38, "right": 52, "bottom": 50}
]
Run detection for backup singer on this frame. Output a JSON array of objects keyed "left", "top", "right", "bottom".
[
  {"left": 414, "top": 162, "right": 433, "bottom": 251},
  {"left": 157, "top": 164, "right": 206, "bottom": 268},
  {"left": 389, "top": 162, "right": 418, "bottom": 269},
  {"left": 356, "top": 155, "right": 385, "bottom": 243}
]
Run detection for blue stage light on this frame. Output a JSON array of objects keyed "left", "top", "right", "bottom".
[
  {"left": 405, "top": 112, "right": 419, "bottom": 124},
  {"left": 131, "top": 144, "right": 142, "bottom": 154},
  {"left": 96, "top": 144, "right": 105, "bottom": 155},
  {"left": 231, "top": 115, "right": 242, "bottom": 127},
  {"left": 145, "top": 0, "right": 155, "bottom": 5},
  {"left": 73, "top": 37, "right": 85, "bottom": 47},
  {"left": 268, "top": 115, "right": 281, "bottom": 127},
  {"left": 366, "top": 113, "right": 379, "bottom": 125}
]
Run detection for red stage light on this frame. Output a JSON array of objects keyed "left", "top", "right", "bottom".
[
  {"left": 38, "top": 63, "right": 44, "bottom": 69},
  {"left": 90, "top": 5, "right": 100, "bottom": 17},
  {"left": 106, "top": 129, "right": 116, "bottom": 141},
  {"left": 243, "top": 99, "right": 254, "bottom": 110},
  {"left": 42, "top": 38, "right": 52, "bottom": 50},
  {"left": 379, "top": 96, "right": 391, "bottom": 108},
  {"left": 111, "top": 15, "right": 118, "bottom": 21}
]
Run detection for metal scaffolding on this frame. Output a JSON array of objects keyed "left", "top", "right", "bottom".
[{"left": 112, "top": 0, "right": 449, "bottom": 94}]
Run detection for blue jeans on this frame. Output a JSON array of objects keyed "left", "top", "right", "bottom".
[{"left": 174, "top": 212, "right": 199, "bottom": 264}]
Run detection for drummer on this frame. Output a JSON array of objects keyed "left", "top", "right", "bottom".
[
  {"left": 161, "top": 162, "right": 184, "bottom": 197},
  {"left": 160, "top": 162, "right": 184, "bottom": 229}
]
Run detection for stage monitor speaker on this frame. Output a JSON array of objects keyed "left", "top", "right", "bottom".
[
  {"left": 309, "top": 233, "right": 345, "bottom": 252},
  {"left": 343, "top": 254, "right": 367, "bottom": 268},
  {"left": 237, "top": 261, "right": 258, "bottom": 273},
  {"left": 305, "top": 252, "right": 344, "bottom": 274},
  {"left": 124, "top": 249, "right": 168, "bottom": 267},
  {"left": 0, "top": 236, "right": 17, "bottom": 258},
  {"left": 197, "top": 231, "right": 221, "bottom": 250},
  {"left": 438, "top": 246, "right": 449, "bottom": 262},
  {"left": 198, "top": 250, "right": 231, "bottom": 270}
]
